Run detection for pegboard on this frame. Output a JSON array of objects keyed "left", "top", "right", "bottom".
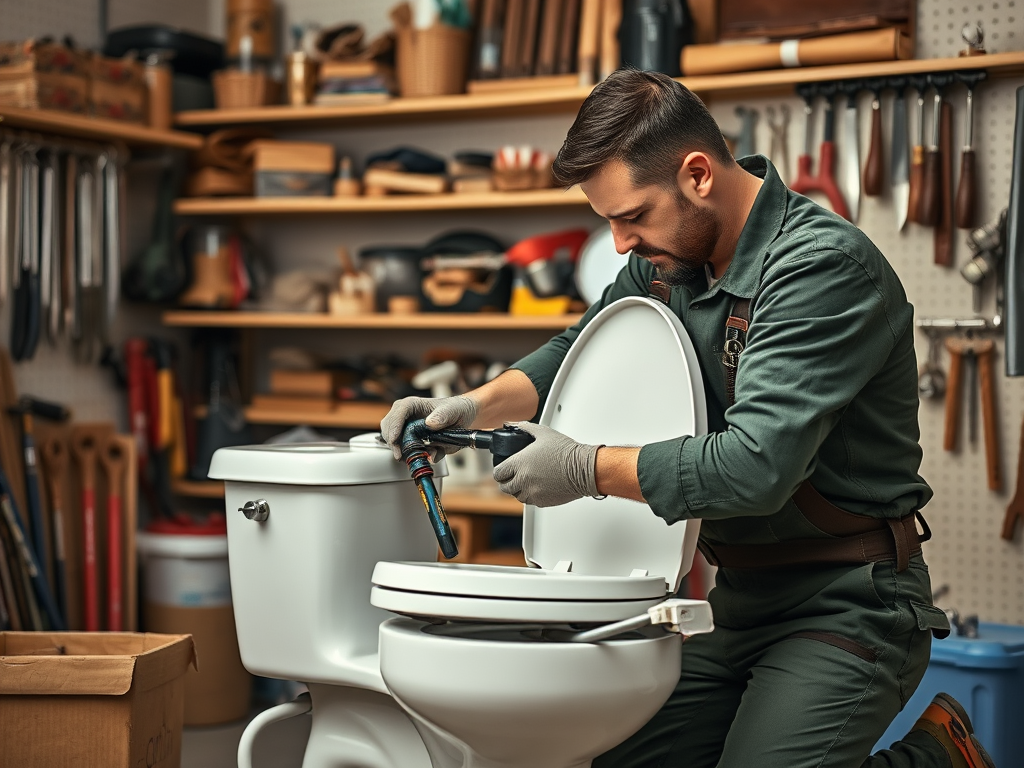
[{"left": 707, "top": 1, "right": 1024, "bottom": 625}]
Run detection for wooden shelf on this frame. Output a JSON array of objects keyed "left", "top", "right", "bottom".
[
  {"left": 244, "top": 402, "right": 390, "bottom": 429},
  {"left": 173, "top": 52, "right": 1024, "bottom": 129},
  {"left": 0, "top": 107, "right": 203, "bottom": 149},
  {"left": 172, "top": 479, "right": 226, "bottom": 499},
  {"left": 163, "top": 310, "right": 581, "bottom": 330},
  {"left": 168, "top": 475, "right": 523, "bottom": 516},
  {"left": 174, "top": 187, "right": 590, "bottom": 216}
]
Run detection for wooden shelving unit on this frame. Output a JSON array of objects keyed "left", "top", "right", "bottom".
[
  {"left": 174, "top": 187, "right": 591, "bottom": 216},
  {"left": 244, "top": 402, "right": 390, "bottom": 429},
  {"left": 163, "top": 310, "right": 582, "bottom": 330},
  {"left": 171, "top": 476, "right": 522, "bottom": 516},
  {"left": 0, "top": 107, "right": 203, "bottom": 149},
  {"left": 173, "top": 51, "right": 1024, "bottom": 129}
]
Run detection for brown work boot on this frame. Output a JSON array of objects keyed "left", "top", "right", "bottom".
[{"left": 911, "top": 692, "right": 997, "bottom": 768}]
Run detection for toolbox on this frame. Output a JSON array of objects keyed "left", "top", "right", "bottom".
[{"left": 873, "top": 622, "right": 1024, "bottom": 766}]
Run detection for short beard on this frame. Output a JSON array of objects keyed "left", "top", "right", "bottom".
[{"left": 633, "top": 191, "right": 721, "bottom": 287}]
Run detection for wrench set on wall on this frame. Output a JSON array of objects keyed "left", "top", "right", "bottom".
[{"left": 0, "top": 129, "right": 125, "bottom": 364}]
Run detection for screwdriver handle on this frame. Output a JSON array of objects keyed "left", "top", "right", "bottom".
[
  {"left": 863, "top": 101, "right": 884, "bottom": 196},
  {"left": 908, "top": 145, "right": 924, "bottom": 224},
  {"left": 955, "top": 149, "right": 977, "bottom": 229},
  {"left": 919, "top": 148, "right": 942, "bottom": 227}
]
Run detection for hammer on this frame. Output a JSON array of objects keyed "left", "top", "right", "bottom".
[{"left": 7, "top": 397, "right": 70, "bottom": 617}]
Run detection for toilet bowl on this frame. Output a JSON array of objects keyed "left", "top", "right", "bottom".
[
  {"left": 370, "top": 295, "right": 715, "bottom": 768},
  {"left": 209, "top": 439, "right": 446, "bottom": 768}
]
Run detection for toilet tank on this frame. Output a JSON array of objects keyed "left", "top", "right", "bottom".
[{"left": 208, "top": 440, "right": 442, "bottom": 687}]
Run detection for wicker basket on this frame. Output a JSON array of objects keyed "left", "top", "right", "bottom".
[
  {"left": 396, "top": 25, "right": 470, "bottom": 97},
  {"left": 213, "top": 69, "right": 278, "bottom": 109}
]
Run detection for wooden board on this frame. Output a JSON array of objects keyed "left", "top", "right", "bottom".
[
  {"left": 0, "top": 107, "right": 202, "bottom": 149},
  {"left": 162, "top": 311, "right": 583, "bottom": 331}
]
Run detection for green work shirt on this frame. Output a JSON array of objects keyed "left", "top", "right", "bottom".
[{"left": 511, "top": 155, "right": 932, "bottom": 549}]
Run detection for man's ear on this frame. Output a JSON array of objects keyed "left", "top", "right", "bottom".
[{"left": 677, "top": 152, "right": 713, "bottom": 200}]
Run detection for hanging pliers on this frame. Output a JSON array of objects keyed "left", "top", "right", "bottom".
[{"left": 789, "top": 83, "right": 851, "bottom": 220}]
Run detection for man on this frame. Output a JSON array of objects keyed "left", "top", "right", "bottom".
[{"left": 381, "top": 68, "right": 995, "bottom": 768}]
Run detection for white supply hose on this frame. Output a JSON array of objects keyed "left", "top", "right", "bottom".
[{"left": 237, "top": 692, "right": 312, "bottom": 768}]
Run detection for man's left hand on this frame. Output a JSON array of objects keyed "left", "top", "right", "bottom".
[{"left": 493, "top": 422, "right": 604, "bottom": 507}]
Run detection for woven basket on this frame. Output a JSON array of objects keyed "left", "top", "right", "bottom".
[
  {"left": 213, "top": 69, "right": 278, "bottom": 109},
  {"left": 396, "top": 25, "right": 470, "bottom": 97}
]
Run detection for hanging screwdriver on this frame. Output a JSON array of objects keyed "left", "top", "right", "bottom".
[
  {"left": 919, "top": 74, "right": 953, "bottom": 227},
  {"left": 907, "top": 75, "right": 928, "bottom": 224},
  {"left": 863, "top": 78, "right": 886, "bottom": 197},
  {"left": 955, "top": 71, "right": 987, "bottom": 229}
]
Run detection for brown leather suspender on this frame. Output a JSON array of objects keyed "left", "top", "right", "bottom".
[{"left": 696, "top": 296, "right": 929, "bottom": 572}]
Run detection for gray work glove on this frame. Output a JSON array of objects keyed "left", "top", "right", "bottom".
[
  {"left": 492, "top": 422, "right": 603, "bottom": 507},
  {"left": 380, "top": 395, "right": 479, "bottom": 461}
]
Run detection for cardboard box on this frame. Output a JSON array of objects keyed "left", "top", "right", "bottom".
[
  {"left": 269, "top": 369, "right": 344, "bottom": 397},
  {"left": 0, "top": 632, "right": 197, "bottom": 767},
  {"left": 249, "top": 140, "right": 335, "bottom": 173}
]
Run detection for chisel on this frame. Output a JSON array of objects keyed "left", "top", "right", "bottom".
[
  {"left": 907, "top": 76, "right": 928, "bottom": 224},
  {"left": 863, "top": 79, "right": 885, "bottom": 197},
  {"left": 955, "top": 71, "right": 986, "bottom": 230},
  {"left": 839, "top": 82, "right": 861, "bottom": 224}
]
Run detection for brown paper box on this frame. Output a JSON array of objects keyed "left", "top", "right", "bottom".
[
  {"left": 143, "top": 603, "right": 252, "bottom": 726},
  {"left": 0, "top": 632, "right": 197, "bottom": 768},
  {"left": 249, "top": 140, "right": 335, "bottom": 173}
]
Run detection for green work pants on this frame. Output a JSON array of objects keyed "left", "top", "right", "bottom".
[{"left": 593, "top": 557, "right": 952, "bottom": 768}]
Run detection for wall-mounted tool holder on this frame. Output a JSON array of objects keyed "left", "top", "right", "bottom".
[{"left": 0, "top": 128, "right": 128, "bottom": 365}]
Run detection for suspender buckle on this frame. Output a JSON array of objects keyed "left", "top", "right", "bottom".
[{"left": 722, "top": 338, "right": 744, "bottom": 368}]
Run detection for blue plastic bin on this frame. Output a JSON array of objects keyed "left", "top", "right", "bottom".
[{"left": 874, "top": 622, "right": 1024, "bottom": 766}]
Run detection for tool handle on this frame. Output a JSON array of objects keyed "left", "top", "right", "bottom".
[
  {"left": 863, "top": 103, "right": 884, "bottom": 196},
  {"left": 977, "top": 347, "right": 1001, "bottom": 492},
  {"left": 1003, "top": 417, "right": 1024, "bottom": 541},
  {"left": 82, "top": 487, "right": 99, "bottom": 631},
  {"left": 908, "top": 145, "right": 924, "bottom": 224},
  {"left": 51, "top": 506, "right": 67, "bottom": 623},
  {"left": 818, "top": 142, "right": 851, "bottom": 220},
  {"left": 919, "top": 149, "right": 942, "bottom": 226},
  {"left": 934, "top": 100, "right": 954, "bottom": 267},
  {"left": 788, "top": 154, "right": 816, "bottom": 194},
  {"left": 955, "top": 149, "right": 977, "bottom": 229},
  {"left": 943, "top": 343, "right": 963, "bottom": 451},
  {"left": 107, "top": 493, "right": 122, "bottom": 631}
]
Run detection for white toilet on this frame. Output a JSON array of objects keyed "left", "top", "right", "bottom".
[
  {"left": 208, "top": 440, "right": 445, "bottom": 768},
  {"left": 211, "top": 295, "right": 714, "bottom": 768},
  {"left": 369, "top": 295, "right": 714, "bottom": 768}
]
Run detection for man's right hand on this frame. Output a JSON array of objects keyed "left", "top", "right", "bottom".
[{"left": 380, "top": 395, "right": 480, "bottom": 460}]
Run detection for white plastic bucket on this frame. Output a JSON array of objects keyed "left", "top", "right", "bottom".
[{"left": 136, "top": 531, "right": 231, "bottom": 608}]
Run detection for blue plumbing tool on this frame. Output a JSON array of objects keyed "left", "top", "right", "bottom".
[{"left": 398, "top": 419, "right": 535, "bottom": 559}]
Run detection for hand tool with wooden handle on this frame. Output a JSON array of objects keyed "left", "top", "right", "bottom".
[
  {"left": 1003, "top": 417, "right": 1024, "bottom": 541},
  {"left": 974, "top": 339, "right": 1001, "bottom": 491},
  {"left": 863, "top": 78, "right": 885, "bottom": 197},
  {"left": 890, "top": 77, "right": 910, "bottom": 231},
  {"left": 934, "top": 99, "right": 954, "bottom": 267},
  {"left": 943, "top": 337, "right": 965, "bottom": 451},
  {"left": 70, "top": 430, "right": 100, "bottom": 631},
  {"left": 955, "top": 71, "right": 986, "bottom": 229},
  {"left": 919, "top": 74, "right": 953, "bottom": 227},
  {"left": 99, "top": 437, "right": 126, "bottom": 631},
  {"left": 839, "top": 81, "right": 862, "bottom": 223},
  {"left": 907, "top": 76, "right": 928, "bottom": 224},
  {"left": 40, "top": 438, "right": 69, "bottom": 625}
]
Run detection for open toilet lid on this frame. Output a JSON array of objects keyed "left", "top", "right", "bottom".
[{"left": 524, "top": 295, "right": 707, "bottom": 593}]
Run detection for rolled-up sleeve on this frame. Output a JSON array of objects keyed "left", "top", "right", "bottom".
[
  {"left": 511, "top": 254, "right": 653, "bottom": 411},
  {"left": 638, "top": 248, "right": 903, "bottom": 523}
]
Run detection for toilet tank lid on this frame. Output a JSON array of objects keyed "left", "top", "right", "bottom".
[{"left": 208, "top": 437, "right": 448, "bottom": 485}]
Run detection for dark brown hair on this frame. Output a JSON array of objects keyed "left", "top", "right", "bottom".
[{"left": 552, "top": 68, "right": 733, "bottom": 189}]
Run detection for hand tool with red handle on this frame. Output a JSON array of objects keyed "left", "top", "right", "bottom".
[
  {"left": 954, "top": 71, "right": 987, "bottom": 230},
  {"left": 70, "top": 430, "right": 100, "bottom": 631},
  {"left": 40, "top": 437, "right": 69, "bottom": 625},
  {"left": 99, "top": 437, "right": 126, "bottom": 631},
  {"left": 790, "top": 83, "right": 850, "bottom": 220}
]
